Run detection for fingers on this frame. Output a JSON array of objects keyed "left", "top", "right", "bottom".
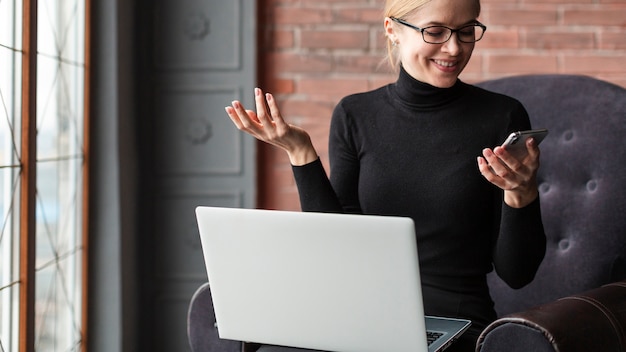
[
  {"left": 265, "top": 91, "right": 288, "bottom": 128},
  {"left": 254, "top": 88, "right": 272, "bottom": 126},
  {"left": 224, "top": 88, "right": 289, "bottom": 145},
  {"left": 226, "top": 100, "right": 255, "bottom": 131},
  {"left": 478, "top": 150, "right": 511, "bottom": 190},
  {"left": 478, "top": 143, "right": 540, "bottom": 192},
  {"left": 224, "top": 89, "right": 269, "bottom": 131},
  {"left": 525, "top": 137, "right": 541, "bottom": 161},
  {"left": 225, "top": 105, "right": 244, "bottom": 129},
  {"left": 498, "top": 138, "right": 541, "bottom": 178}
]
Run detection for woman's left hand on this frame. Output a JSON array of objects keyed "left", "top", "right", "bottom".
[{"left": 477, "top": 137, "right": 540, "bottom": 208}]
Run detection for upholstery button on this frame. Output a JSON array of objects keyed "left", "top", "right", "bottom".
[
  {"left": 539, "top": 183, "right": 550, "bottom": 194},
  {"left": 563, "top": 130, "right": 574, "bottom": 142},
  {"left": 587, "top": 180, "right": 598, "bottom": 192},
  {"left": 559, "top": 239, "right": 570, "bottom": 251}
]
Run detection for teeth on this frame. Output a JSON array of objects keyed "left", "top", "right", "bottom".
[{"left": 434, "top": 60, "right": 455, "bottom": 67}]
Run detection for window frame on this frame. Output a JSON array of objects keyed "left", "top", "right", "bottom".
[{"left": 11, "top": 0, "right": 91, "bottom": 351}]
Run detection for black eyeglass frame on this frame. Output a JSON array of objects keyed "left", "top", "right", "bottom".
[{"left": 390, "top": 17, "right": 487, "bottom": 44}]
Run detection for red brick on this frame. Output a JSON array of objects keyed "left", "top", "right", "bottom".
[
  {"left": 564, "top": 8, "right": 626, "bottom": 26},
  {"left": 273, "top": 7, "right": 333, "bottom": 25},
  {"left": 269, "top": 29, "right": 295, "bottom": 49},
  {"left": 479, "top": 30, "right": 520, "bottom": 49},
  {"left": 599, "top": 31, "right": 626, "bottom": 50},
  {"left": 299, "top": 120, "right": 331, "bottom": 157},
  {"left": 487, "top": 9, "right": 558, "bottom": 26},
  {"left": 525, "top": 31, "right": 595, "bottom": 50},
  {"left": 487, "top": 54, "right": 558, "bottom": 74},
  {"left": 301, "top": 29, "right": 370, "bottom": 50},
  {"left": 265, "top": 79, "right": 295, "bottom": 95},
  {"left": 463, "top": 55, "right": 484, "bottom": 75},
  {"left": 334, "top": 7, "right": 386, "bottom": 24},
  {"left": 334, "top": 54, "right": 388, "bottom": 73},
  {"left": 563, "top": 55, "right": 626, "bottom": 73},
  {"left": 369, "top": 75, "right": 396, "bottom": 90},
  {"left": 298, "top": 77, "right": 369, "bottom": 98},
  {"left": 481, "top": 0, "right": 517, "bottom": 4},
  {"left": 374, "top": 30, "right": 389, "bottom": 51},
  {"left": 521, "top": 0, "right": 589, "bottom": 3},
  {"left": 268, "top": 52, "right": 333, "bottom": 73},
  {"left": 279, "top": 99, "right": 335, "bottom": 120}
]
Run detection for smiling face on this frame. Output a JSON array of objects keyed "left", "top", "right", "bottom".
[{"left": 385, "top": 0, "right": 481, "bottom": 88}]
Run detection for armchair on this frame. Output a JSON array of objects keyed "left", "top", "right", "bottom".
[{"left": 475, "top": 74, "right": 626, "bottom": 351}]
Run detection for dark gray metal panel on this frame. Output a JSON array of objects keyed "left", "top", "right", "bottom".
[
  {"left": 150, "top": 0, "right": 257, "bottom": 350},
  {"left": 154, "top": 0, "right": 243, "bottom": 71}
]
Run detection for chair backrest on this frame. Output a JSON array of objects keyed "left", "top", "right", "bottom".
[{"left": 477, "top": 74, "right": 626, "bottom": 316}]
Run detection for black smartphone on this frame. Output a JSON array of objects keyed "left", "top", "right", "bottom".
[{"left": 502, "top": 128, "right": 549, "bottom": 158}]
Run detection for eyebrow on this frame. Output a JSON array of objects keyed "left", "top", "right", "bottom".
[{"left": 421, "top": 19, "right": 479, "bottom": 27}]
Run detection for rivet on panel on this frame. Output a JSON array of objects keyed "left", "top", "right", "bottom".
[{"left": 558, "top": 239, "right": 570, "bottom": 251}]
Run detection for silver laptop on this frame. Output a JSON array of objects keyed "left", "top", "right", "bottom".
[{"left": 195, "top": 206, "right": 471, "bottom": 352}]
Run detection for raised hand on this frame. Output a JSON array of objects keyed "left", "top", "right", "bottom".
[{"left": 225, "top": 88, "right": 318, "bottom": 165}]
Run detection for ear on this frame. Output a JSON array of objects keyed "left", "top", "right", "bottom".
[{"left": 384, "top": 17, "right": 397, "bottom": 44}]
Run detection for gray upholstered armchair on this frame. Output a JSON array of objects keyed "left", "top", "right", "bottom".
[
  {"left": 187, "top": 75, "right": 626, "bottom": 352},
  {"left": 474, "top": 75, "right": 626, "bottom": 351}
]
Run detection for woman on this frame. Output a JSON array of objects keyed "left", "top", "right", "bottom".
[{"left": 226, "top": 0, "right": 546, "bottom": 350}]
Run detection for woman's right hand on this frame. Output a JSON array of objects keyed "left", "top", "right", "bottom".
[{"left": 225, "top": 87, "right": 318, "bottom": 166}]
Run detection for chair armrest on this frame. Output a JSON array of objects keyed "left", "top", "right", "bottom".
[
  {"left": 187, "top": 283, "right": 245, "bottom": 352},
  {"left": 242, "top": 342, "right": 262, "bottom": 352},
  {"left": 477, "top": 281, "right": 626, "bottom": 352}
]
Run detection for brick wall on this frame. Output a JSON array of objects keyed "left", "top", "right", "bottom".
[{"left": 256, "top": 0, "right": 626, "bottom": 210}]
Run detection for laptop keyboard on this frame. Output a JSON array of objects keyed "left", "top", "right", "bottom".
[{"left": 426, "top": 330, "right": 444, "bottom": 346}]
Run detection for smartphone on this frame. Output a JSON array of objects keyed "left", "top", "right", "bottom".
[{"left": 502, "top": 128, "right": 549, "bottom": 158}]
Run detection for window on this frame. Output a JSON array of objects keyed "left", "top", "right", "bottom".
[{"left": 0, "top": 0, "right": 89, "bottom": 351}]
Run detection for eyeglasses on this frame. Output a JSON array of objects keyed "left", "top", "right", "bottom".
[{"left": 390, "top": 17, "right": 487, "bottom": 44}]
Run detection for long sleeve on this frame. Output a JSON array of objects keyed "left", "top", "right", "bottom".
[
  {"left": 292, "top": 159, "right": 343, "bottom": 213},
  {"left": 493, "top": 198, "right": 547, "bottom": 289}
]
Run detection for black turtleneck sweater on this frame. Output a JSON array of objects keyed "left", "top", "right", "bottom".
[{"left": 292, "top": 68, "right": 546, "bottom": 342}]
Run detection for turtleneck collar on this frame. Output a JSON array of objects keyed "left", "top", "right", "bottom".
[{"left": 392, "top": 66, "right": 465, "bottom": 110}]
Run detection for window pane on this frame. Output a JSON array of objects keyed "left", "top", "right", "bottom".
[
  {"left": 0, "top": 0, "right": 22, "bottom": 351},
  {"left": 36, "top": 0, "right": 85, "bottom": 350},
  {"left": 0, "top": 0, "right": 22, "bottom": 50}
]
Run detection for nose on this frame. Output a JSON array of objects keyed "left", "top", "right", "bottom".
[{"left": 442, "top": 32, "right": 462, "bottom": 55}]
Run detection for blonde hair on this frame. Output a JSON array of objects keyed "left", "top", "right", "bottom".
[{"left": 383, "top": 0, "right": 481, "bottom": 71}]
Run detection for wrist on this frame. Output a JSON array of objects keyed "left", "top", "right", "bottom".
[
  {"left": 287, "top": 140, "right": 318, "bottom": 166},
  {"left": 504, "top": 188, "right": 539, "bottom": 208}
]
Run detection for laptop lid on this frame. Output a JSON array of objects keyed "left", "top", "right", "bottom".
[{"left": 195, "top": 206, "right": 469, "bottom": 352}]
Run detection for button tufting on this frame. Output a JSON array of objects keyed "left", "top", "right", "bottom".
[
  {"left": 558, "top": 239, "right": 570, "bottom": 251},
  {"left": 539, "top": 183, "right": 550, "bottom": 194},
  {"left": 563, "top": 130, "right": 574, "bottom": 142},
  {"left": 586, "top": 180, "right": 598, "bottom": 192}
]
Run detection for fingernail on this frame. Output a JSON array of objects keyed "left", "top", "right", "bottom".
[
  {"left": 255, "top": 88, "right": 261, "bottom": 96},
  {"left": 265, "top": 93, "right": 272, "bottom": 101}
]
